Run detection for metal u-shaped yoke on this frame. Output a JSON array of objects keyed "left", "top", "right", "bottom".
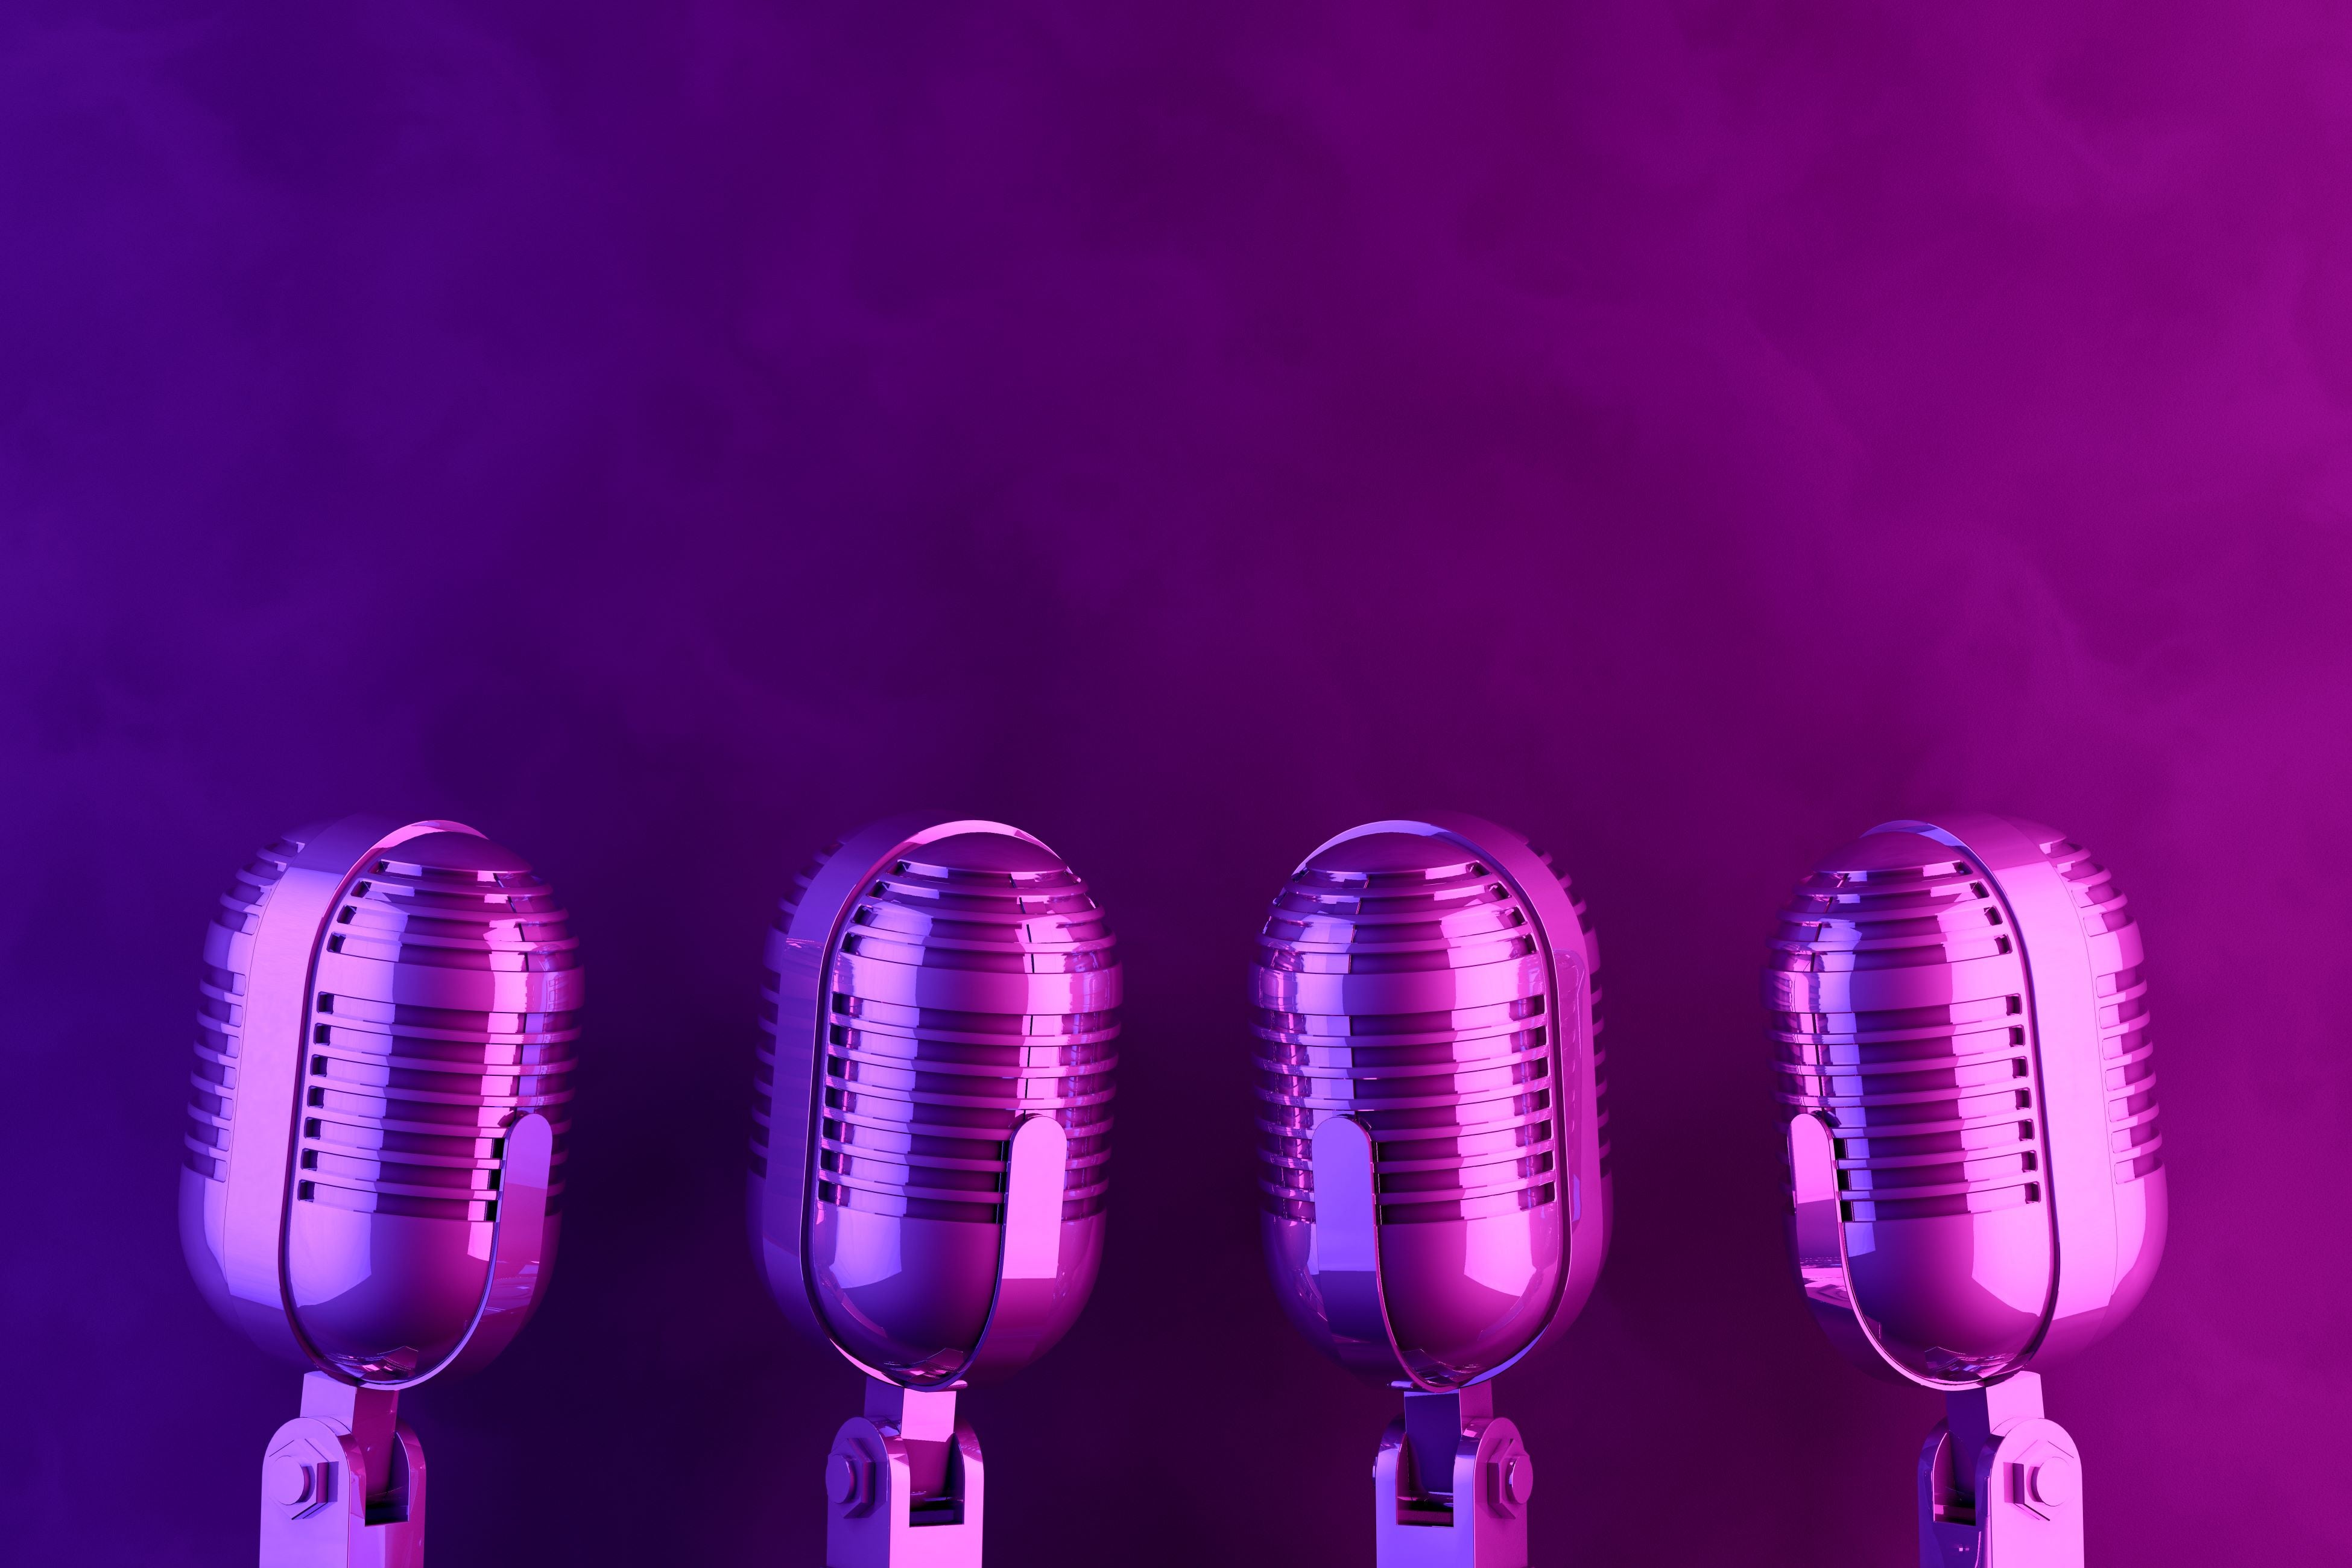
[
  {"left": 1374, "top": 1383, "right": 1534, "bottom": 1568},
  {"left": 1792, "top": 1114, "right": 2086, "bottom": 1567},
  {"left": 812, "top": 1105, "right": 1075, "bottom": 1566},
  {"left": 254, "top": 1111, "right": 555, "bottom": 1567},
  {"left": 259, "top": 1373, "right": 426, "bottom": 1568},
  {"left": 1315, "top": 1118, "right": 1535, "bottom": 1568},
  {"left": 824, "top": 1379, "right": 985, "bottom": 1568},
  {"left": 1920, "top": 1372, "right": 2085, "bottom": 1568}
]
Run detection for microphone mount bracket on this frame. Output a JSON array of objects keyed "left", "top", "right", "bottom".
[
  {"left": 1374, "top": 1382, "right": 1532, "bottom": 1568},
  {"left": 1918, "top": 1371, "right": 2085, "bottom": 1568},
  {"left": 258, "top": 1371, "right": 425, "bottom": 1567},
  {"left": 824, "top": 1377, "right": 984, "bottom": 1568}
]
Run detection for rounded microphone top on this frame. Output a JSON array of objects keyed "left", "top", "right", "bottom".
[
  {"left": 751, "top": 818, "right": 1120, "bottom": 1388},
  {"left": 1251, "top": 815, "right": 1608, "bottom": 1391},
  {"left": 1766, "top": 814, "right": 2164, "bottom": 1387},
  {"left": 182, "top": 816, "right": 581, "bottom": 1387}
]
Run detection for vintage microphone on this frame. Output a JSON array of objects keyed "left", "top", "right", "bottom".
[
  {"left": 750, "top": 816, "right": 1119, "bottom": 1568},
  {"left": 1765, "top": 814, "right": 2165, "bottom": 1568},
  {"left": 181, "top": 815, "right": 581, "bottom": 1567},
  {"left": 1250, "top": 814, "right": 1610, "bottom": 1568}
]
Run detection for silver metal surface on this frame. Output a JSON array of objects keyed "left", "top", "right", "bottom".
[
  {"left": 1915, "top": 1371, "right": 2084, "bottom": 1567},
  {"left": 1252, "top": 815, "right": 1608, "bottom": 1394},
  {"left": 1251, "top": 814, "right": 1608, "bottom": 1568},
  {"left": 1767, "top": 814, "right": 2163, "bottom": 1387},
  {"left": 1767, "top": 813, "right": 2164, "bottom": 1568},
  {"left": 823, "top": 1378, "right": 986, "bottom": 1568},
  {"left": 180, "top": 815, "right": 580, "bottom": 1565},
  {"left": 749, "top": 816, "right": 1120, "bottom": 1567}
]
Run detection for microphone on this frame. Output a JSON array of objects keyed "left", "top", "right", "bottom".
[
  {"left": 1766, "top": 814, "right": 2164, "bottom": 1568},
  {"left": 1250, "top": 814, "right": 1609, "bottom": 1568},
  {"left": 749, "top": 816, "right": 1119, "bottom": 1568},
  {"left": 181, "top": 815, "right": 581, "bottom": 1567}
]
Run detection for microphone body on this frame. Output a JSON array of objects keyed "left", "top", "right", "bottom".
[
  {"left": 1766, "top": 814, "right": 2164, "bottom": 1568},
  {"left": 750, "top": 816, "right": 1118, "bottom": 1568},
  {"left": 181, "top": 815, "right": 581, "bottom": 1568},
  {"left": 1251, "top": 814, "right": 1608, "bottom": 1568}
]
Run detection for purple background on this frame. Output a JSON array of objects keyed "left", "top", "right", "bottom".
[{"left": 5, "top": 2, "right": 2347, "bottom": 1563}]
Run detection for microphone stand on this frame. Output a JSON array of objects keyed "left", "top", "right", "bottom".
[
  {"left": 258, "top": 1371, "right": 426, "bottom": 1568},
  {"left": 1374, "top": 1382, "right": 1534, "bottom": 1568},
  {"left": 823, "top": 1377, "right": 985, "bottom": 1568},
  {"left": 1918, "top": 1371, "right": 2084, "bottom": 1568}
]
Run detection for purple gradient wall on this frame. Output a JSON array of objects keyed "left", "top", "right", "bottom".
[{"left": 4, "top": 2, "right": 2347, "bottom": 1563}]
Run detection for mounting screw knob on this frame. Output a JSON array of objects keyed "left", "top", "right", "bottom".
[
  {"left": 2028, "top": 1454, "right": 2078, "bottom": 1510},
  {"left": 267, "top": 1457, "right": 315, "bottom": 1508},
  {"left": 1503, "top": 1453, "right": 1533, "bottom": 1506},
  {"left": 827, "top": 1453, "right": 863, "bottom": 1505}
]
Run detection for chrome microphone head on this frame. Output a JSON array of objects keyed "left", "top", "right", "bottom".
[
  {"left": 182, "top": 815, "right": 580, "bottom": 1386},
  {"left": 1252, "top": 815, "right": 1608, "bottom": 1389},
  {"left": 1251, "top": 815, "right": 1607, "bottom": 1567},
  {"left": 1767, "top": 814, "right": 2166, "bottom": 1567},
  {"left": 1766, "top": 814, "right": 2164, "bottom": 1387},
  {"left": 180, "top": 815, "right": 580, "bottom": 1564},
  {"left": 750, "top": 817, "right": 1119, "bottom": 1566}
]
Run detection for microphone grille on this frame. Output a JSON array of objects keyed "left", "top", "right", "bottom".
[
  {"left": 1251, "top": 833, "right": 1602, "bottom": 1227},
  {"left": 753, "top": 833, "right": 1119, "bottom": 1225},
  {"left": 2048, "top": 834, "right": 2160, "bottom": 1180},
  {"left": 1767, "top": 829, "right": 2157, "bottom": 1225},
  {"left": 185, "top": 831, "right": 582, "bottom": 1225},
  {"left": 186, "top": 839, "right": 300, "bottom": 1181}
]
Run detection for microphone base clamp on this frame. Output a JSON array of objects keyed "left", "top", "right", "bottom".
[
  {"left": 1373, "top": 1383, "right": 1532, "bottom": 1568},
  {"left": 824, "top": 1377, "right": 984, "bottom": 1568},
  {"left": 258, "top": 1372, "right": 426, "bottom": 1568},
  {"left": 1917, "top": 1372, "right": 2084, "bottom": 1568}
]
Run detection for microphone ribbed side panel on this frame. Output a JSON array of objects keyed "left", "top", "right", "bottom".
[
  {"left": 1582, "top": 886, "right": 1608, "bottom": 1178},
  {"left": 1251, "top": 838, "right": 1595, "bottom": 1227},
  {"left": 300, "top": 839, "right": 579, "bottom": 1224},
  {"left": 1768, "top": 844, "right": 2040, "bottom": 1225},
  {"left": 185, "top": 840, "right": 298, "bottom": 1183},
  {"left": 748, "top": 849, "right": 839, "bottom": 1190},
  {"left": 2047, "top": 836, "right": 2161, "bottom": 1183},
  {"left": 751, "top": 837, "right": 1120, "bottom": 1225}
]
